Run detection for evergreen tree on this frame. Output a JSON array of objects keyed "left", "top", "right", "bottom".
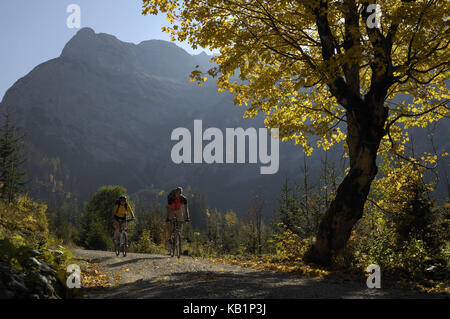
[
  {"left": 392, "top": 172, "right": 440, "bottom": 254},
  {"left": 275, "top": 177, "right": 301, "bottom": 235},
  {"left": 245, "top": 196, "right": 265, "bottom": 255},
  {"left": 0, "top": 112, "right": 27, "bottom": 203}
]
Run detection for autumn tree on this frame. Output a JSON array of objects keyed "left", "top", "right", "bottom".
[{"left": 143, "top": 0, "right": 449, "bottom": 264}]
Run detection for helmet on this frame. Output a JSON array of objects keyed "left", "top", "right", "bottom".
[
  {"left": 175, "top": 187, "right": 183, "bottom": 194},
  {"left": 119, "top": 195, "right": 127, "bottom": 201}
]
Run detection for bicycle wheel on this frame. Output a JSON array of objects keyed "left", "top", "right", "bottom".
[
  {"left": 170, "top": 235, "right": 175, "bottom": 257},
  {"left": 176, "top": 232, "right": 182, "bottom": 258},
  {"left": 122, "top": 232, "right": 128, "bottom": 257},
  {"left": 115, "top": 233, "right": 120, "bottom": 256}
]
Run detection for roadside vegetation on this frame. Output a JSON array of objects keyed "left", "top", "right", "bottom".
[{"left": 0, "top": 111, "right": 84, "bottom": 298}]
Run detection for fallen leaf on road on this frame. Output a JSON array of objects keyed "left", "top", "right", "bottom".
[{"left": 81, "top": 262, "right": 111, "bottom": 288}]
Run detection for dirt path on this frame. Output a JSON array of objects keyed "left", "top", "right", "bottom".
[{"left": 72, "top": 249, "right": 445, "bottom": 299}]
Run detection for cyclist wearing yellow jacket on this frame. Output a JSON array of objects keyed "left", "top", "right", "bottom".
[{"left": 112, "top": 195, "right": 135, "bottom": 243}]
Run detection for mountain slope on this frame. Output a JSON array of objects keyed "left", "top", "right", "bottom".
[
  {"left": 1, "top": 28, "right": 306, "bottom": 216},
  {"left": 1, "top": 27, "right": 447, "bottom": 221}
]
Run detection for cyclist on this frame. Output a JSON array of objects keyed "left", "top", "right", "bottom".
[
  {"left": 112, "top": 195, "right": 135, "bottom": 244},
  {"left": 166, "top": 187, "right": 190, "bottom": 245}
]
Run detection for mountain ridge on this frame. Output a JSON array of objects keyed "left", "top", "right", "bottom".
[{"left": 0, "top": 28, "right": 447, "bottom": 221}]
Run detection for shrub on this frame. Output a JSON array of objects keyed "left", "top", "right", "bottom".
[
  {"left": 272, "top": 226, "right": 308, "bottom": 261},
  {"left": 0, "top": 196, "right": 48, "bottom": 245},
  {"left": 136, "top": 229, "right": 165, "bottom": 254}
]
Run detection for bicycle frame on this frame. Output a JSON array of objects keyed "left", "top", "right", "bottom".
[
  {"left": 115, "top": 218, "right": 133, "bottom": 256},
  {"left": 170, "top": 217, "right": 183, "bottom": 233},
  {"left": 169, "top": 217, "right": 184, "bottom": 258},
  {"left": 118, "top": 219, "right": 129, "bottom": 233}
]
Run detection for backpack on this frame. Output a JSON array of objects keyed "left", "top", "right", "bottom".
[{"left": 167, "top": 189, "right": 178, "bottom": 202}]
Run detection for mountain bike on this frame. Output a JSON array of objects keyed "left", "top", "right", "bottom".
[
  {"left": 115, "top": 218, "right": 134, "bottom": 257},
  {"left": 169, "top": 217, "right": 184, "bottom": 258}
]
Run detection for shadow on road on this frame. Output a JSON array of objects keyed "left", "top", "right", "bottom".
[
  {"left": 84, "top": 269, "right": 441, "bottom": 299},
  {"left": 107, "top": 256, "right": 168, "bottom": 268},
  {"left": 88, "top": 256, "right": 114, "bottom": 264}
]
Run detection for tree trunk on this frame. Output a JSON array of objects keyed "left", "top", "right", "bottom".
[{"left": 304, "top": 103, "right": 387, "bottom": 265}]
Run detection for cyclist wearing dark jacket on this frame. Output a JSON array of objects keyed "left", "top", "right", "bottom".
[{"left": 166, "top": 187, "right": 190, "bottom": 243}]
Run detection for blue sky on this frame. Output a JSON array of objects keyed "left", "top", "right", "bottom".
[{"left": 0, "top": 0, "right": 208, "bottom": 100}]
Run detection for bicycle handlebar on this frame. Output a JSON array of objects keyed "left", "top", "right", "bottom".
[
  {"left": 117, "top": 218, "right": 134, "bottom": 223},
  {"left": 167, "top": 218, "right": 190, "bottom": 223},
  {"left": 168, "top": 218, "right": 183, "bottom": 222}
]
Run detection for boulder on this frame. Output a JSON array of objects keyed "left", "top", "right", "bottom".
[
  {"left": 9, "top": 277, "right": 28, "bottom": 294},
  {"left": 30, "top": 249, "right": 42, "bottom": 257},
  {"left": 27, "top": 257, "right": 42, "bottom": 268},
  {"left": 39, "top": 261, "right": 57, "bottom": 276}
]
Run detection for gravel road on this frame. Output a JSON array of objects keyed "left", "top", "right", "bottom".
[{"left": 72, "top": 249, "right": 447, "bottom": 299}]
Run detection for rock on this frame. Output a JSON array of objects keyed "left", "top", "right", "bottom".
[
  {"left": 0, "top": 280, "right": 14, "bottom": 299},
  {"left": 39, "top": 261, "right": 57, "bottom": 276},
  {"left": 0, "top": 253, "right": 61, "bottom": 299},
  {"left": 0, "top": 267, "right": 29, "bottom": 298},
  {"left": 30, "top": 249, "right": 42, "bottom": 257},
  {"left": 26, "top": 257, "right": 56, "bottom": 276},
  {"left": 426, "top": 265, "right": 437, "bottom": 272},
  {"left": 39, "top": 274, "right": 55, "bottom": 294},
  {"left": 0, "top": 264, "right": 11, "bottom": 282},
  {"left": 50, "top": 249, "right": 64, "bottom": 256},
  {"left": 28, "top": 257, "right": 42, "bottom": 268},
  {"left": 0, "top": 289, "right": 15, "bottom": 299},
  {"left": 29, "top": 271, "right": 55, "bottom": 295},
  {"left": 10, "top": 277, "right": 28, "bottom": 294}
]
